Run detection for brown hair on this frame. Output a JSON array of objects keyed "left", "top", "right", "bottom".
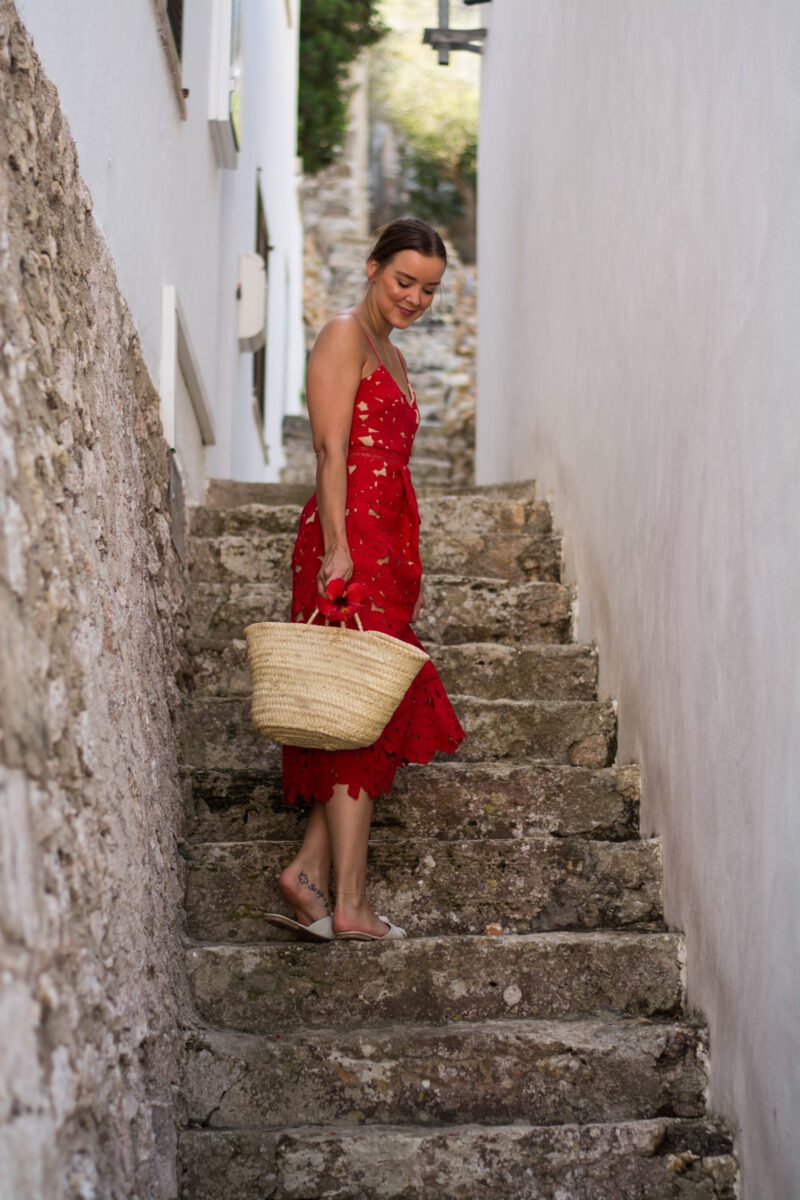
[{"left": 367, "top": 217, "right": 447, "bottom": 269}]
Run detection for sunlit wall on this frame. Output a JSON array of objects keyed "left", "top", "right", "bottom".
[{"left": 477, "top": 4, "right": 800, "bottom": 1196}]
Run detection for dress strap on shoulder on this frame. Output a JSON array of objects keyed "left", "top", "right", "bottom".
[
  {"left": 331, "top": 310, "right": 382, "bottom": 363},
  {"left": 350, "top": 314, "right": 382, "bottom": 366},
  {"left": 394, "top": 343, "right": 411, "bottom": 392}
]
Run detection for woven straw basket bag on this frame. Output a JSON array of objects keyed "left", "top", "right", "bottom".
[{"left": 244, "top": 607, "right": 430, "bottom": 750}]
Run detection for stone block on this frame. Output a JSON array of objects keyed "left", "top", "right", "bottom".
[
  {"left": 187, "top": 576, "right": 574, "bottom": 647},
  {"left": 177, "top": 1120, "right": 737, "bottom": 1200},
  {"left": 415, "top": 577, "right": 572, "bottom": 645},
  {"left": 182, "top": 836, "right": 663, "bottom": 941},
  {"left": 185, "top": 931, "right": 683, "bottom": 1032},
  {"left": 188, "top": 528, "right": 561, "bottom": 586},
  {"left": 180, "top": 1017, "right": 708, "bottom": 1129},
  {"left": 187, "top": 638, "right": 597, "bottom": 702},
  {"left": 179, "top": 694, "right": 616, "bottom": 771},
  {"left": 451, "top": 696, "right": 616, "bottom": 766},
  {"left": 435, "top": 641, "right": 597, "bottom": 700},
  {"left": 182, "top": 760, "right": 642, "bottom": 844}
]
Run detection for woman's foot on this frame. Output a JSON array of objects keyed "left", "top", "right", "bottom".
[
  {"left": 332, "top": 895, "right": 394, "bottom": 939},
  {"left": 278, "top": 863, "right": 331, "bottom": 929}
]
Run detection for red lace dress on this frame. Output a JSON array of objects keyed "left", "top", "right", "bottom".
[{"left": 281, "top": 334, "right": 466, "bottom": 808}]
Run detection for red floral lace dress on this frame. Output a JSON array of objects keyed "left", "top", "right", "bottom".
[{"left": 281, "top": 326, "right": 466, "bottom": 807}]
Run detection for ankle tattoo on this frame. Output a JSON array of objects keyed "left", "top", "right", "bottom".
[{"left": 298, "top": 870, "right": 330, "bottom": 913}]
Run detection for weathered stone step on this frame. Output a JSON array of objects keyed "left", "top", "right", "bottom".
[
  {"left": 180, "top": 694, "right": 615, "bottom": 772},
  {"left": 203, "top": 476, "right": 538, "bottom": 510},
  {"left": 204, "top": 480, "right": 310, "bottom": 508},
  {"left": 454, "top": 695, "right": 615, "bottom": 765},
  {"left": 440, "top": 640, "right": 596, "bottom": 699},
  {"left": 180, "top": 1016, "right": 707, "bottom": 1130},
  {"left": 428, "top": 528, "right": 560, "bottom": 582},
  {"left": 188, "top": 638, "right": 598, "bottom": 702},
  {"left": 183, "top": 760, "right": 641, "bottom": 844},
  {"left": 188, "top": 576, "right": 573, "bottom": 647},
  {"left": 188, "top": 523, "right": 560, "bottom": 588},
  {"left": 178, "top": 1118, "right": 737, "bottom": 1200},
  {"left": 185, "top": 931, "right": 683, "bottom": 1033},
  {"left": 191, "top": 493, "right": 550, "bottom": 540},
  {"left": 182, "top": 837, "right": 663, "bottom": 942}
]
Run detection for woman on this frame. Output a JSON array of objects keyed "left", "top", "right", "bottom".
[{"left": 267, "top": 218, "right": 466, "bottom": 942}]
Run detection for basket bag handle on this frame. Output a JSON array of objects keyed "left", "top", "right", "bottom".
[{"left": 306, "top": 606, "right": 365, "bottom": 631}]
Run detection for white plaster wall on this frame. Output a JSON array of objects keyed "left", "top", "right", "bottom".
[
  {"left": 14, "top": 0, "right": 304, "bottom": 485},
  {"left": 477, "top": 3, "right": 800, "bottom": 1196},
  {"left": 216, "top": 0, "right": 305, "bottom": 483}
]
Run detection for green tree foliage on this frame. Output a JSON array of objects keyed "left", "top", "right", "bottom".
[
  {"left": 402, "top": 134, "right": 477, "bottom": 250},
  {"left": 373, "top": 0, "right": 481, "bottom": 259},
  {"left": 299, "top": 0, "right": 387, "bottom": 175}
]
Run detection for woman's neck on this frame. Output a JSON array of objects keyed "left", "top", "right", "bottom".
[{"left": 353, "top": 297, "right": 392, "bottom": 343}]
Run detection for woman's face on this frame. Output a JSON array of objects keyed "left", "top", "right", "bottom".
[{"left": 368, "top": 249, "right": 446, "bottom": 329}]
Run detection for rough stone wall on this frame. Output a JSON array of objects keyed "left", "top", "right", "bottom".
[{"left": 0, "top": 6, "right": 190, "bottom": 1198}]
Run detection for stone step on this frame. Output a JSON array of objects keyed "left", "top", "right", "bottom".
[
  {"left": 188, "top": 576, "right": 573, "bottom": 649},
  {"left": 187, "top": 639, "right": 598, "bottom": 702},
  {"left": 438, "top": 641, "right": 597, "bottom": 700},
  {"left": 188, "top": 498, "right": 561, "bottom": 586},
  {"left": 191, "top": 492, "right": 549, "bottom": 540},
  {"left": 179, "top": 695, "right": 616, "bottom": 772},
  {"left": 182, "top": 837, "right": 663, "bottom": 942},
  {"left": 180, "top": 1016, "right": 707, "bottom": 1130},
  {"left": 188, "top": 528, "right": 561, "bottom": 587},
  {"left": 178, "top": 1119, "right": 737, "bottom": 1200},
  {"left": 204, "top": 480, "right": 311, "bottom": 508},
  {"left": 185, "top": 931, "right": 683, "bottom": 1033},
  {"left": 182, "top": 760, "right": 641, "bottom": 845},
  {"left": 203, "top": 477, "right": 538, "bottom": 510}
]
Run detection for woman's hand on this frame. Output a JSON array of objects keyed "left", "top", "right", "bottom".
[
  {"left": 318, "top": 545, "right": 353, "bottom": 596},
  {"left": 411, "top": 584, "right": 424, "bottom": 622}
]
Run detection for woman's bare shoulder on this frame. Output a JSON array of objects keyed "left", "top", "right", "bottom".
[{"left": 312, "top": 312, "right": 364, "bottom": 361}]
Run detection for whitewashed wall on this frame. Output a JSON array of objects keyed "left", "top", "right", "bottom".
[
  {"left": 216, "top": 0, "right": 306, "bottom": 484},
  {"left": 15, "top": 0, "right": 304, "bottom": 486},
  {"left": 477, "top": 4, "right": 800, "bottom": 1197}
]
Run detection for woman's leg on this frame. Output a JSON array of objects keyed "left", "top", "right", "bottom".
[
  {"left": 325, "top": 783, "right": 392, "bottom": 937},
  {"left": 278, "top": 801, "right": 332, "bottom": 926}
]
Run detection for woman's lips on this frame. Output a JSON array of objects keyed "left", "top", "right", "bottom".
[{"left": 398, "top": 306, "right": 416, "bottom": 316}]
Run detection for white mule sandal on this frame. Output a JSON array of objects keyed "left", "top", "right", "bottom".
[
  {"left": 335, "top": 915, "right": 407, "bottom": 941},
  {"left": 263, "top": 913, "right": 335, "bottom": 942}
]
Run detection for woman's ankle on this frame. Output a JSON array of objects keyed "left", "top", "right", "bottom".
[{"left": 279, "top": 862, "right": 331, "bottom": 918}]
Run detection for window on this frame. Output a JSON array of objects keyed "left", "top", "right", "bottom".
[
  {"left": 253, "top": 182, "right": 270, "bottom": 425},
  {"left": 230, "top": 0, "right": 243, "bottom": 149},
  {"left": 209, "top": 0, "right": 243, "bottom": 167}
]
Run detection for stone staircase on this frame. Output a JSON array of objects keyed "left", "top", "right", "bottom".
[{"left": 176, "top": 476, "right": 739, "bottom": 1198}]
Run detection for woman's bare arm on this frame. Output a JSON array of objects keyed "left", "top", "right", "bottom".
[{"left": 306, "top": 315, "right": 364, "bottom": 594}]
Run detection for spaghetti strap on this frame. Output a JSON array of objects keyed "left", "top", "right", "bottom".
[
  {"left": 334, "top": 310, "right": 412, "bottom": 402},
  {"left": 351, "top": 315, "right": 382, "bottom": 367},
  {"left": 394, "top": 343, "right": 411, "bottom": 393},
  {"left": 332, "top": 310, "right": 382, "bottom": 365}
]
